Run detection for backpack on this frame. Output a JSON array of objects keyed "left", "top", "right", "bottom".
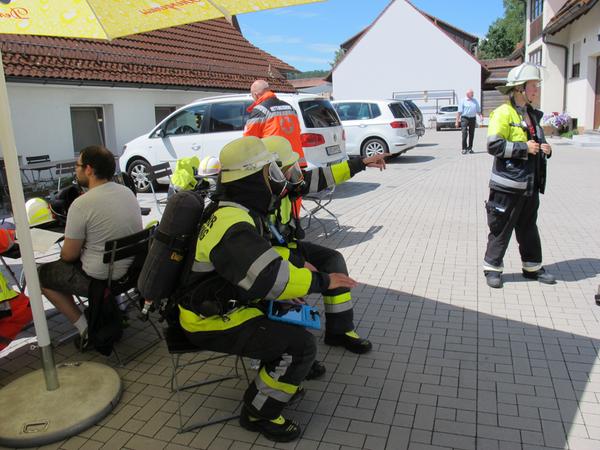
[{"left": 137, "top": 190, "right": 206, "bottom": 303}]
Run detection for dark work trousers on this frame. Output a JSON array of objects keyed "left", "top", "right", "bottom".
[
  {"left": 185, "top": 316, "right": 316, "bottom": 420},
  {"left": 295, "top": 241, "right": 354, "bottom": 335},
  {"left": 483, "top": 189, "right": 542, "bottom": 271},
  {"left": 461, "top": 116, "right": 477, "bottom": 151}
]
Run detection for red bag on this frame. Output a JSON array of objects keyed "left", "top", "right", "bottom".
[{"left": 0, "top": 293, "right": 32, "bottom": 350}]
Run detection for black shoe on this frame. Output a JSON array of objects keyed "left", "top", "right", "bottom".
[
  {"left": 324, "top": 332, "right": 372, "bottom": 354},
  {"left": 73, "top": 329, "right": 90, "bottom": 352},
  {"left": 522, "top": 267, "right": 556, "bottom": 285},
  {"left": 468, "top": 149, "right": 474, "bottom": 154},
  {"left": 484, "top": 271, "right": 503, "bottom": 289},
  {"left": 305, "top": 360, "right": 326, "bottom": 380},
  {"left": 461, "top": 149, "right": 467, "bottom": 154},
  {"left": 239, "top": 406, "right": 301, "bottom": 442}
]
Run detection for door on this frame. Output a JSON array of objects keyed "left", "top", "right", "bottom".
[
  {"left": 333, "top": 102, "right": 371, "bottom": 155},
  {"left": 594, "top": 57, "right": 600, "bottom": 130},
  {"left": 153, "top": 104, "right": 209, "bottom": 165},
  {"left": 70, "top": 107, "right": 105, "bottom": 153},
  {"left": 197, "top": 101, "right": 250, "bottom": 158}
]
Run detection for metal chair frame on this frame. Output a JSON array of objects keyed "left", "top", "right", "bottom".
[
  {"left": 148, "top": 163, "right": 173, "bottom": 215},
  {"left": 301, "top": 186, "right": 340, "bottom": 238}
]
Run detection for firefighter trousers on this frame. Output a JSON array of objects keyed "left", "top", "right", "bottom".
[
  {"left": 295, "top": 241, "right": 354, "bottom": 335},
  {"left": 483, "top": 189, "right": 542, "bottom": 272},
  {"left": 185, "top": 316, "right": 316, "bottom": 420}
]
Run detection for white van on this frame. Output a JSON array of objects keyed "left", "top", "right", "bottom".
[{"left": 119, "top": 93, "right": 347, "bottom": 192}]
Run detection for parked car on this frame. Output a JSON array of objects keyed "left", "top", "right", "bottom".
[
  {"left": 402, "top": 100, "right": 425, "bottom": 137},
  {"left": 331, "top": 99, "right": 418, "bottom": 158},
  {"left": 120, "top": 93, "right": 346, "bottom": 192},
  {"left": 435, "top": 104, "right": 460, "bottom": 131}
]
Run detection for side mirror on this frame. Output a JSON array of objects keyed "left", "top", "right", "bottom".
[{"left": 154, "top": 128, "right": 165, "bottom": 138}]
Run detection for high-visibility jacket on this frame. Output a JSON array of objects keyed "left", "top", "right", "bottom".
[
  {"left": 270, "top": 157, "right": 366, "bottom": 243},
  {"left": 243, "top": 91, "right": 306, "bottom": 167},
  {"left": 487, "top": 102, "right": 550, "bottom": 195},
  {"left": 179, "top": 201, "right": 330, "bottom": 335}
]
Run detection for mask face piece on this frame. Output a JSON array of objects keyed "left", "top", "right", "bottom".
[
  {"left": 284, "top": 162, "right": 304, "bottom": 187},
  {"left": 267, "top": 161, "right": 290, "bottom": 198}
]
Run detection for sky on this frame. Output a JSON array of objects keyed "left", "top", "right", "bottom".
[{"left": 237, "top": 0, "right": 505, "bottom": 72}]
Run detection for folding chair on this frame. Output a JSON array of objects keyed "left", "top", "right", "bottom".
[
  {"left": 103, "top": 225, "right": 162, "bottom": 366},
  {"left": 301, "top": 186, "right": 340, "bottom": 238},
  {"left": 22, "top": 155, "right": 54, "bottom": 184},
  {"left": 165, "top": 321, "right": 249, "bottom": 433},
  {"left": 55, "top": 161, "right": 76, "bottom": 191},
  {"left": 148, "top": 163, "right": 173, "bottom": 215}
]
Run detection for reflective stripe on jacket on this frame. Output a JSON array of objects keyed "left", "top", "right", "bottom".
[
  {"left": 243, "top": 91, "right": 306, "bottom": 166},
  {"left": 487, "top": 103, "right": 549, "bottom": 195},
  {"left": 180, "top": 203, "right": 322, "bottom": 333}
]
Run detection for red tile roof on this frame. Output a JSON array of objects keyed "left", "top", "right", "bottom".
[
  {"left": 0, "top": 18, "right": 295, "bottom": 92},
  {"left": 289, "top": 78, "right": 328, "bottom": 89},
  {"left": 544, "top": 0, "right": 599, "bottom": 35}
]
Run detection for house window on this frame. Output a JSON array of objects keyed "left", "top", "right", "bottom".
[
  {"left": 571, "top": 41, "right": 581, "bottom": 78},
  {"left": 70, "top": 107, "right": 105, "bottom": 153},
  {"left": 529, "top": 48, "right": 542, "bottom": 67},
  {"left": 155, "top": 106, "right": 177, "bottom": 125},
  {"left": 530, "top": 0, "right": 543, "bottom": 20}
]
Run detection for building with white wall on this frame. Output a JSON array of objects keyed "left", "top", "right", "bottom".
[
  {"left": 1, "top": 18, "right": 297, "bottom": 164},
  {"left": 526, "top": 0, "right": 600, "bottom": 130},
  {"left": 331, "top": 0, "right": 483, "bottom": 124}
]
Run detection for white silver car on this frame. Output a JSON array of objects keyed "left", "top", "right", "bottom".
[
  {"left": 332, "top": 100, "right": 418, "bottom": 157},
  {"left": 435, "top": 104, "right": 460, "bottom": 131},
  {"left": 120, "top": 93, "right": 346, "bottom": 192}
]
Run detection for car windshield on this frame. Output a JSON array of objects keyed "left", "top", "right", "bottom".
[
  {"left": 388, "top": 102, "right": 411, "bottom": 119},
  {"left": 299, "top": 100, "right": 341, "bottom": 128}
]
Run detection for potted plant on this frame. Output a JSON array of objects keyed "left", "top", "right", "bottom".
[{"left": 541, "top": 112, "right": 571, "bottom": 137}]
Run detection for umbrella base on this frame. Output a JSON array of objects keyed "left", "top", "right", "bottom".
[{"left": 0, "top": 361, "right": 121, "bottom": 448}]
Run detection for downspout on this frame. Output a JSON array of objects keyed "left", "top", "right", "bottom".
[{"left": 542, "top": 33, "right": 568, "bottom": 111}]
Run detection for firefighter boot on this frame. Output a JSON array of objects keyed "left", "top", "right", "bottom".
[
  {"left": 239, "top": 406, "right": 301, "bottom": 442},
  {"left": 324, "top": 330, "right": 372, "bottom": 354},
  {"left": 522, "top": 267, "right": 556, "bottom": 285},
  {"left": 484, "top": 271, "right": 503, "bottom": 289}
]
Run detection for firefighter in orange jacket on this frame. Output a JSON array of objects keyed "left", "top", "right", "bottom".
[{"left": 243, "top": 79, "right": 306, "bottom": 167}]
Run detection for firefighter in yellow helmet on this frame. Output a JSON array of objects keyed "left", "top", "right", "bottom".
[
  {"left": 177, "top": 136, "right": 357, "bottom": 442},
  {"left": 262, "top": 136, "right": 387, "bottom": 354},
  {"left": 484, "top": 63, "right": 555, "bottom": 288}
]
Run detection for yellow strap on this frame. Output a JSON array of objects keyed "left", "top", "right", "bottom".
[{"left": 178, "top": 305, "right": 264, "bottom": 333}]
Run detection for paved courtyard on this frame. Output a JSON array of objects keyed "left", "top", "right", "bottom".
[{"left": 1, "top": 129, "right": 600, "bottom": 450}]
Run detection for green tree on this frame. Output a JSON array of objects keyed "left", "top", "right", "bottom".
[
  {"left": 330, "top": 48, "right": 345, "bottom": 68},
  {"left": 478, "top": 0, "right": 525, "bottom": 59}
]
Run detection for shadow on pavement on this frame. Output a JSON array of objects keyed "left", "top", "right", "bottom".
[
  {"left": 389, "top": 155, "right": 435, "bottom": 164},
  {"left": 503, "top": 258, "right": 600, "bottom": 284},
  {"left": 417, "top": 143, "right": 439, "bottom": 148},
  {"left": 331, "top": 182, "right": 381, "bottom": 199},
  {"left": 303, "top": 282, "right": 599, "bottom": 449}
]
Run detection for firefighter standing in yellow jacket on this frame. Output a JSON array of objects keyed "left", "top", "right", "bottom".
[
  {"left": 177, "top": 136, "right": 357, "bottom": 442},
  {"left": 483, "top": 63, "right": 556, "bottom": 288}
]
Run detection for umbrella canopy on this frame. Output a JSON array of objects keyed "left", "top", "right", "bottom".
[{"left": 0, "top": 0, "right": 323, "bottom": 390}]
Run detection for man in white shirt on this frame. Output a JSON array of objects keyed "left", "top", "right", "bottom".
[
  {"left": 39, "top": 146, "right": 142, "bottom": 350},
  {"left": 455, "top": 89, "right": 482, "bottom": 154}
]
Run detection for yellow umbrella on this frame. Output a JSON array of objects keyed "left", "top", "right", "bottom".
[{"left": 0, "top": 0, "right": 323, "bottom": 446}]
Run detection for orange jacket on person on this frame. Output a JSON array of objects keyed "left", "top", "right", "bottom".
[{"left": 243, "top": 91, "right": 306, "bottom": 167}]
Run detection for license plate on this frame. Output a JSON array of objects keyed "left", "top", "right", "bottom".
[{"left": 326, "top": 145, "right": 341, "bottom": 156}]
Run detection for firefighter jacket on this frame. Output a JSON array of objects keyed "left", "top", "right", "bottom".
[
  {"left": 243, "top": 91, "right": 306, "bottom": 166},
  {"left": 269, "top": 157, "right": 366, "bottom": 245},
  {"left": 487, "top": 102, "right": 550, "bottom": 196},
  {"left": 178, "top": 201, "right": 330, "bottom": 335}
]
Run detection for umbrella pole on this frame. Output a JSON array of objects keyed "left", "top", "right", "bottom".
[{"left": 0, "top": 49, "right": 58, "bottom": 391}]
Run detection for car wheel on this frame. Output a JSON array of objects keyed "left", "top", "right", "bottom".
[
  {"left": 361, "top": 138, "right": 389, "bottom": 158},
  {"left": 127, "top": 159, "right": 153, "bottom": 193}
]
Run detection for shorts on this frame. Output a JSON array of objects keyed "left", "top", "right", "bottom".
[{"left": 38, "top": 259, "right": 91, "bottom": 297}]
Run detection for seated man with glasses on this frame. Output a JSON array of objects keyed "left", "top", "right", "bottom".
[{"left": 38, "top": 145, "right": 142, "bottom": 350}]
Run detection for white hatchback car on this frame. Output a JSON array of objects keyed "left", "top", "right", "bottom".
[
  {"left": 435, "top": 104, "right": 460, "bottom": 131},
  {"left": 120, "top": 93, "right": 347, "bottom": 191},
  {"left": 332, "top": 100, "right": 419, "bottom": 157}
]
